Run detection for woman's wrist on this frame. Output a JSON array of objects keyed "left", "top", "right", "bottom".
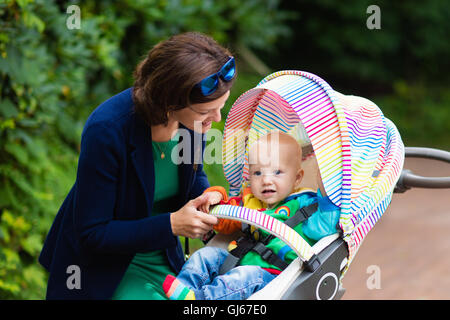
[{"left": 169, "top": 210, "right": 178, "bottom": 236}]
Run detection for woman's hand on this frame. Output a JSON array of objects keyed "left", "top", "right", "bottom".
[
  {"left": 198, "top": 191, "right": 223, "bottom": 213},
  {"left": 170, "top": 194, "right": 219, "bottom": 239}
]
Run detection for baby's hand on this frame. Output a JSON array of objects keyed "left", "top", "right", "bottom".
[{"left": 198, "top": 191, "right": 224, "bottom": 213}]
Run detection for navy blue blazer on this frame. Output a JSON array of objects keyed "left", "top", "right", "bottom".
[{"left": 39, "top": 88, "right": 210, "bottom": 299}]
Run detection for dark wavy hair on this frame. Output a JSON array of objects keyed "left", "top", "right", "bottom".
[{"left": 132, "top": 32, "right": 236, "bottom": 126}]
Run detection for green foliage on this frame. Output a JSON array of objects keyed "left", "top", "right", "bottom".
[
  {"left": 268, "top": 0, "right": 450, "bottom": 87},
  {"left": 373, "top": 82, "right": 450, "bottom": 150},
  {"left": 262, "top": 0, "right": 450, "bottom": 149},
  {"left": 0, "top": 0, "right": 88, "bottom": 299},
  {"left": 0, "top": 0, "right": 290, "bottom": 299},
  {"left": 79, "top": 0, "right": 293, "bottom": 86}
]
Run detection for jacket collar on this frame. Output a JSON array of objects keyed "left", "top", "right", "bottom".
[
  {"left": 130, "top": 112, "right": 155, "bottom": 214},
  {"left": 129, "top": 113, "right": 205, "bottom": 214}
]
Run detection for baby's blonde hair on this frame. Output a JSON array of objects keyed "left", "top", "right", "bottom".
[{"left": 249, "top": 131, "right": 303, "bottom": 170}]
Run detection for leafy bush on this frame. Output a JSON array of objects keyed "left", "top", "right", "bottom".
[
  {"left": 259, "top": 0, "right": 450, "bottom": 149},
  {"left": 372, "top": 82, "right": 450, "bottom": 149},
  {"left": 0, "top": 0, "right": 122, "bottom": 299},
  {"left": 265, "top": 0, "right": 450, "bottom": 88}
]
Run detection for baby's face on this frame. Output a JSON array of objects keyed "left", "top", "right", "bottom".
[{"left": 249, "top": 138, "right": 303, "bottom": 206}]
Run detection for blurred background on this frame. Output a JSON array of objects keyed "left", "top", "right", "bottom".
[{"left": 0, "top": 0, "right": 448, "bottom": 299}]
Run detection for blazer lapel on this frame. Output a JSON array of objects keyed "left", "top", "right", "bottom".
[
  {"left": 129, "top": 118, "right": 205, "bottom": 213},
  {"left": 130, "top": 113, "right": 155, "bottom": 215}
]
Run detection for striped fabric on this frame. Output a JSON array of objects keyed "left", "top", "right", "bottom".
[
  {"left": 217, "top": 70, "right": 404, "bottom": 271},
  {"left": 209, "top": 204, "right": 315, "bottom": 261},
  {"left": 224, "top": 71, "right": 351, "bottom": 208},
  {"left": 344, "top": 118, "right": 404, "bottom": 269}
]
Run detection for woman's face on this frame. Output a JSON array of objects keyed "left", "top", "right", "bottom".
[{"left": 171, "top": 90, "right": 230, "bottom": 133}]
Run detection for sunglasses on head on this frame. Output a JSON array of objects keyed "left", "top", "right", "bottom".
[{"left": 195, "top": 56, "right": 236, "bottom": 96}]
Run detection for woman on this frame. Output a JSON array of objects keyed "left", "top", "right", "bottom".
[{"left": 39, "top": 32, "right": 236, "bottom": 299}]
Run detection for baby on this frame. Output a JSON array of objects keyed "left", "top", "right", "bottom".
[{"left": 162, "top": 132, "right": 340, "bottom": 300}]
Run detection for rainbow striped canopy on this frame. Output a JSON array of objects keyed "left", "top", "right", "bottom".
[{"left": 212, "top": 70, "right": 404, "bottom": 269}]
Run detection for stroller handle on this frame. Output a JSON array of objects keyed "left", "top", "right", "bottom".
[
  {"left": 395, "top": 147, "right": 450, "bottom": 192},
  {"left": 404, "top": 147, "right": 450, "bottom": 163}
]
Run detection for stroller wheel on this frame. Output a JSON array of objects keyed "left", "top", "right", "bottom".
[
  {"left": 316, "top": 272, "right": 338, "bottom": 300},
  {"left": 281, "top": 237, "right": 348, "bottom": 300}
]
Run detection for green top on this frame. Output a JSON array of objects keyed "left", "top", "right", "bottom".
[
  {"left": 112, "top": 133, "right": 180, "bottom": 300},
  {"left": 151, "top": 135, "right": 180, "bottom": 204}
]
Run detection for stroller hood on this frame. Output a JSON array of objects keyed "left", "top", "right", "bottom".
[{"left": 221, "top": 70, "right": 404, "bottom": 267}]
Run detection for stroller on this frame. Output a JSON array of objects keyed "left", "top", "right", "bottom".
[{"left": 203, "top": 70, "right": 450, "bottom": 300}]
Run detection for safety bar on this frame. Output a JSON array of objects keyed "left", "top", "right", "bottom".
[{"left": 394, "top": 147, "right": 450, "bottom": 193}]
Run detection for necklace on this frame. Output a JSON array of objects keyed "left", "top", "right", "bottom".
[{"left": 153, "top": 142, "right": 167, "bottom": 159}]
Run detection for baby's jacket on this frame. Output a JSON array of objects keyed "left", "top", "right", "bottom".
[{"left": 205, "top": 187, "right": 341, "bottom": 272}]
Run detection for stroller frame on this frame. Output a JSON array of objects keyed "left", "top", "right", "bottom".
[{"left": 204, "top": 70, "right": 450, "bottom": 299}]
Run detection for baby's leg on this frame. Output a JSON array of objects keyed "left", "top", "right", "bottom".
[
  {"left": 163, "top": 246, "right": 229, "bottom": 300},
  {"left": 178, "top": 246, "right": 229, "bottom": 289},
  {"left": 197, "top": 265, "right": 277, "bottom": 300}
]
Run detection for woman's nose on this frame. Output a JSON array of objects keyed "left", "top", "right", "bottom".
[{"left": 211, "top": 108, "right": 221, "bottom": 122}]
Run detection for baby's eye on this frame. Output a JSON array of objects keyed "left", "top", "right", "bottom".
[
  {"left": 253, "top": 171, "right": 262, "bottom": 176},
  {"left": 274, "top": 170, "right": 282, "bottom": 175}
]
